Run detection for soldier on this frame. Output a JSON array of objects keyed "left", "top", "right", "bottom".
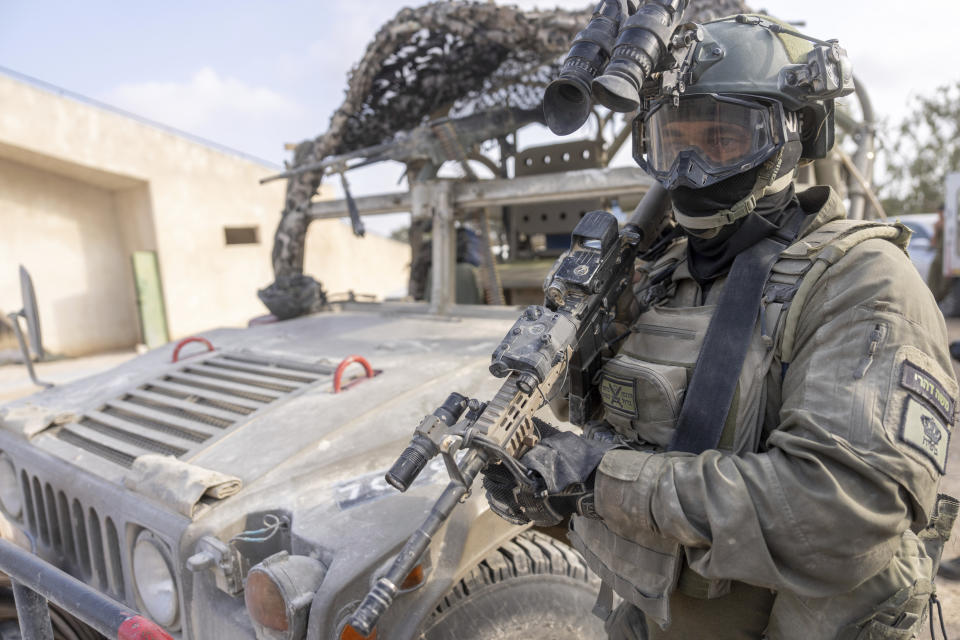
[
  {"left": 481, "top": 15, "right": 957, "bottom": 639},
  {"left": 925, "top": 203, "right": 953, "bottom": 304}
]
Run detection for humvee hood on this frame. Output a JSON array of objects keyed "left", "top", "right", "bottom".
[{"left": 0, "top": 307, "right": 516, "bottom": 504}]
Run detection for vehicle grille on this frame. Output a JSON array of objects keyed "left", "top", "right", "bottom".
[
  {"left": 20, "top": 470, "right": 126, "bottom": 600},
  {"left": 53, "top": 351, "right": 334, "bottom": 469}
]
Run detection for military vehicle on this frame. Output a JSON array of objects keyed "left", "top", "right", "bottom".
[{"left": 0, "top": 2, "right": 883, "bottom": 639}]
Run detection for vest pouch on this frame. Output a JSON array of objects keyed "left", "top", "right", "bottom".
[
  {"left": 569, "top": 515, "right": 682, "bottom": 630},
  {"left": 765, "top": 530, "right": 934, "bottom": 640},
  {"left": 569, "top": 450, "right": 688, "bottom": 630},
  {"left": 600, "top": 354, "right": 688, "bottom": 447},
  {"left": 835, "top": 580, "right": 933, "bottom": 640},
  {"left": 918, "top": 493, "right": 958, "bottom": 574}
]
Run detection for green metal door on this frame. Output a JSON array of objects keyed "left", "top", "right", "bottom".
[{"left": 131, "top": 251, "right": 169, "bottom": 348}]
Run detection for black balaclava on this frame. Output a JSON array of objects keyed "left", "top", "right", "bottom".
[{"left": 671, "top": 144, "right": 807, "bottom": 283}]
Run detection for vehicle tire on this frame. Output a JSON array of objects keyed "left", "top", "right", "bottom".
[
  {"left": 421, "top": 530, "right": 606, "bottom": 640},
  {"left": 0, "top": 576, "right": 102, "bottom": 640}
]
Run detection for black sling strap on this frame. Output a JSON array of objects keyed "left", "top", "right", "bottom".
[{"left": 668, "top": 222, "right": 800, "bottom": 454}]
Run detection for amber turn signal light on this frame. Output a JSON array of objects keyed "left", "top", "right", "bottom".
[
  {"left": 399, "top": 564, "right": 425, "bottom": 591},
  {"left": 245, "top": 570, "right": 289, "bottom": 631},
  {"left": 340, "top": 624, "right": 377, "bottom": 640}
]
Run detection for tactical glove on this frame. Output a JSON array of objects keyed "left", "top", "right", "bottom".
[{"left": 480, "top": 418, "right": 618, "bottom": 527}]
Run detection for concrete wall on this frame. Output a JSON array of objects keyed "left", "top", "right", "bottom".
[
  {"left": 0, "top": 71, "right": 409, "bottom": 356},
  {"left": 304, "top": 220, "right": 410, "bottom": 300},
  {"left": 0, "top": 157, "right": 141, "bottom": 354}
]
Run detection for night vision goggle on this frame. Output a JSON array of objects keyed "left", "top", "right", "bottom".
[
  {"left": 543, "top": 5, "right": 855, "bottom": 140},
  {"left": 632, "top": 94, "right": 798, "bottom": 190}
]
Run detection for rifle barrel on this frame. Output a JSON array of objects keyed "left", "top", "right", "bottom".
[
  {"left": 347, "top": 453, "right": 485, "bottom": 636},
  {"left": 624, "top": 182, "right": 671, "bottom": 248},
  {"left": 258, "top": 142, "right": 397, "bottom": 184},
  {"left": 260, "top": 107, "right": 544, "bottom": 184}
]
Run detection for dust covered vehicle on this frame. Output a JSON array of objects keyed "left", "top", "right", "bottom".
[
  {"left": 0, "top": 1, "right": 883, "bottom": 639},
  {"left": 0, "top": 299, "right": 605, "bottom": 639}
]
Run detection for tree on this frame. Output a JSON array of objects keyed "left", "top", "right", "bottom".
[
  {"left": 389, "top": 226, "right": 410, "bottom": 243},
  {"left": 880, "top": 82, "right": 960, "bottom": 214}
]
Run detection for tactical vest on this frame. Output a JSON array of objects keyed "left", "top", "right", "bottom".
[{"left": 566, "top": 189, "right": 943, "bottom": 638}]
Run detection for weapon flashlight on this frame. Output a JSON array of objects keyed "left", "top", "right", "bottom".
[{"left": 385, "top": 392, "right": 468, "bottom": 492}]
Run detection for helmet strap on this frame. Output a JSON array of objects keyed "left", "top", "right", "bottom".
[{"left": 673, "top": 150, "right": 794, "bottom": 232}]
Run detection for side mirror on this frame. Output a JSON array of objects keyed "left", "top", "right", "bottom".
[
  {"left": 7, "top": 266, "right": 52, "bottom": 388},
  {"left": 19, "top": 266, "right": 44, "bottom": 360}
]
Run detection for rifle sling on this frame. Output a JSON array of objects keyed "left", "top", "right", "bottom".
[{"left": 668, "top": 225, "right": 798, "bottom": 454}]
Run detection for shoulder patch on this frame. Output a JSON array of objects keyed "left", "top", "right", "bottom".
[
  {"left": 901, "top": 361, "right": 955, "bottom": 422},
  {"left": 900, "top": 396, "right": 950, "bottom": 474}
]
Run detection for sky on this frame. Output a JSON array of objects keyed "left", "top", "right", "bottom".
[{"left": 1, "top": 1, "right": 958, "bottom": 233}]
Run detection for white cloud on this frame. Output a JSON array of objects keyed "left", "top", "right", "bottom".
[{"left": 103, "top": 67, "right": 304, "bottom": 134}]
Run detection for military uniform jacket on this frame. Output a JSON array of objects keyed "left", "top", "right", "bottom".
[{"left": 568, "top": 187, "right": 957, "bottom": 638}]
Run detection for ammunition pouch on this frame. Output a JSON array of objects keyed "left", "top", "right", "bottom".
[
  {"left": 836, "top": 581, "right": 933, "bottom": 640},
  {"left": 569, "top": 450, "right": 693, "bottom": 629},
  {"left": 600, "top": 355, "right": 688, "bottom": 448},
  {"left": 569, "top": 515, "right": 682, "bottom": 630}
]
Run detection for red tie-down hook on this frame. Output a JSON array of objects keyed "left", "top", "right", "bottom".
[
  {"left": 172, "top": 336, "right": 215, "bottom": 363},
  {"left": 333, "top": 355, "right": 378, "bottom": 393}
]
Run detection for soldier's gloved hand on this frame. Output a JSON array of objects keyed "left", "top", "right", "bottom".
[
  {"left": 481, "top": 418, "right": 618, "bottom": 527},
  {"left": 482, "top": 457, "right": 596, "bottom": 527}
]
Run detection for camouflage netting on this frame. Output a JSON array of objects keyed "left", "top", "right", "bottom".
[{"left": 261, "top": 0, "right": 751, "bottom": 317}]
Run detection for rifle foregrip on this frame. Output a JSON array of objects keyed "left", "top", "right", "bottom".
[{"left": 346, "top": 577, "right": 397, "bottom": 636}]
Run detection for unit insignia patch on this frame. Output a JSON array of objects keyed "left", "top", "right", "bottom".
[
  {"left": 901, "top": 361, "right": 954, "bottom": 422},
  {"left": 900, "top": 396, "right": 950, "bottom": 474}
]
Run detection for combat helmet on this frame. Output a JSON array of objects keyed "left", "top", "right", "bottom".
[{"left": 632, "top": 15, "right": 854, "bottom": 226}]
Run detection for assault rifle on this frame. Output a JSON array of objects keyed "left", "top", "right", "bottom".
[
  {"left": 259, "top": 106, "right": 544, "bottom": 185},
  {"left": 346, "top": 183, "right": 672, "bottom": 636},
  {"left": 261, "top": 105, "right": 544, "bottom": 236}
]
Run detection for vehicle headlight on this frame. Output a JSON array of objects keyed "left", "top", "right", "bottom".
[
  {"left": 245, "top": 552, "right": 327, "bottom": 639},
  {"left": 132, "top": 530, "right": 179, "bottom": 628},
  {"left": 0, "top": 454, "right": 21, "bottom": 519}
]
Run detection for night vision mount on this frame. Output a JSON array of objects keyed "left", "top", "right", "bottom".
[
  {"left": 659, "top": 15, "right": 855, "bottom": 106},
  {"left": 731, "top": 15, "right": 854, "bottom": 103}
]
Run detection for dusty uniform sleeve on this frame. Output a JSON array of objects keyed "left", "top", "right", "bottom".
[{"left": 594, "top": 239, "right": 957, "bottom": 597}]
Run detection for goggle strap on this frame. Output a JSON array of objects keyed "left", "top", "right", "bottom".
[
  {"left": 674, "top": 205, "right": 747, "bottom": 230},
  {"left": 672, "top": 155, "right": 793, "bottom": 230}
]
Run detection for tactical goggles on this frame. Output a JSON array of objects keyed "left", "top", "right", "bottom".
[{"left": 633, "top": 94, "right": 790, "bottom": 190}]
